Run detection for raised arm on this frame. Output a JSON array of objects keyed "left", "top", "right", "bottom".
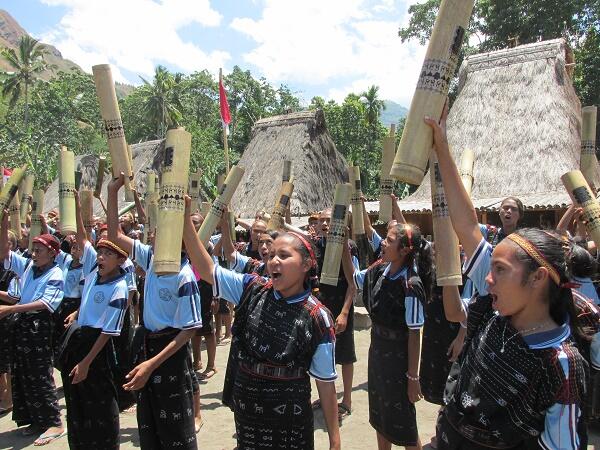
[
  {"left": 74, "top": 190, "right": 88, "bottom": 250},
  {"left": 0, "top": 209, "right": 9, "bottom": 262},
  {"left": 391, "top": 194, "right": 407, "bottom": 225},
  {"left": 183, "top": 196, "right": 216, "bottom": 283},
  {"left": 219, "top": 212, "right": 237, "bottom": 264},
  {"left": 133, "top": 189, "right": 147, "bottom": 226},
  {"left": 425, "top": 102, "right": 482, "bottom": 259},
  {"left": 442, "top": 285, "right": 467, "bottom": 323},
  {"left": 361, "top": 196, "right": 375, "bottom": 239},
  {"left": 235, "top": 217, "right": 253, "bottom": 231},
  {"left": 107, "top": 173, "right": 134, "bottom": 255}
]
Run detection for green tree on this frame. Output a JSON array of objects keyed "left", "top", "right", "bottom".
[
  {"left": 360, "top": 85, "right": 386, "bottom": 191},
  {"left": 1, "top": 35, "right": 54, "bottom": 131}
]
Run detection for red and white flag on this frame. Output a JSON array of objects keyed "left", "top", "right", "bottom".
[
  {"left": 219, "top": 77, "right": 231, "bottom": 133},
  {"left": 2, "top": 168, "right": 11, "bottom": 185}
]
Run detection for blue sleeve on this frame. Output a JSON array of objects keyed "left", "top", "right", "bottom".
[
  {"left": 47, "top": 224, "right": 57, "bottom": 235},
  {"left": 405, "top": 295, "right": 425, "bottom": 329},
  {"left": 37, "top": 267, "right": 64, "bottom": 313},
  {"left": 478, "top": 223, "right": 489, "bottom": 239},
  {"left": 7, "top": 277, "right": 20, "bottom": 300},
  {"left": 4, "top": 251, "right": 29, "bottom": 278},
  {"left": 591, "top": 332, "right": 600, "bottom": 370},
  {"left": 212, "top": 265, "right": 257, "bottom": 305},
  {"left": 369, "top": 230, "right": 383, "bottom": 252},
  {"left": 121, "top": 259, "right": 137, "bottom": 292},
  {"left": 100, "top": 283, "right": 129, "bottom": 335},
  {"left": 132, "top": 240, "right": 152, "bottom": 272},
  {"left": 230, "top": 252, "right": 251, "bottom": 273},
  {"left": 173, "top": 268, "right": 203, "bottom": 329},
  {"left": 308, "top": 307, "right": 337, "bottom": 381},
  {"left": 353, "top": 269, "right": 367, "bottom": 290},
  {"left": 351, "top": 255, "right": 359, "bottom": 271},
  {"left": 463, "top": 238, "right": 492, "bottom": 296},
  {"left": 82, "top": 241, "right": 97, "bottom": 277}
]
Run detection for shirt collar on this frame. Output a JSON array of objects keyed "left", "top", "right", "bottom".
[
  {"left": 383, "top": 263, "right": 409, "bottom": 280},
  {"left": 274, "top": 288, "right": 311, "bottom": 304},
  {"left": 523, "top": 322, "right": 571, "bottom": 349}
]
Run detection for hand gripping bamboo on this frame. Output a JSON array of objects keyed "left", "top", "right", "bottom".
[
  {"left": 9, "top": 194, "right": 21, "bottom": 239},
  {"left": 282, "top": 160, "right": 292, "bottom": 183},
  {"left": 581, "top": 106, "right": 599, "bottom": 189},
  {"left": 267, "top": 181, "right": 294, "bottom": 231},
  {"left": 153, "top": 128, "right": 192, "bottom": 275},
  {"left": 94, "top": 156, "right": 107, "bottom": 198},
  {"left": 0, "top": 165, "right": 26, "bottom": 222},
  {"left": 28, "top": 189, "right": 44, "bottom": 251},
  {"left": 198, "top": 166, "right": 245, "bottom": 246},
  {"left": 430, "top": 153, "right": 462, "bottom": 285},
  {"left": 379, "top": 125, "right": 396, "bottom": 223},
  {"left": 92, "top": 64, "right": 135, "bottom": 201},
  {"left": 562, "top": 170, "right": 600, "bottom": 248},
  {"left": 390, "top": 0, "right": 475, "bottom": 185},
  {"left": 459, "top": 148, "right": 475, "bottom": 195},
  {"left": 19, "top": 174, "right": 34, "bottom": 224},
  {"left": 59, "top": 147, "right": 77, "bottom": 235},
  {"left": 80, "top": 189, "right": 94, "bottom": 231},
  {"left": 320, "top": 183, "right": 352, "bottom": 286}
]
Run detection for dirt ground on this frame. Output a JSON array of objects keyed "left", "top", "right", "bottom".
[{"left": 0, "top": 328, "right": 598, "bottom": 449}]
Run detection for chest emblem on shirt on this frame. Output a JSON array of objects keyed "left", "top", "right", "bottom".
[
  {"left": 159, "top": 288, "right": 173, "bottom": 302},
  {"left": 94, "top": 292, "right": 105, "bottom": 304}
]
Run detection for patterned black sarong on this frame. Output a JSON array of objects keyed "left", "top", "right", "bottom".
[
  {"left": 11, "top": 310, "right": 61, "bottom": 428},
  {"left": 59, "top": 326, "right": 119, "bottom": 449}
]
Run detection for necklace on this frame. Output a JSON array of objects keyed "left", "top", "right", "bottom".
[{"left": 500, "top": 320, "right": 551, "bottom": 353}]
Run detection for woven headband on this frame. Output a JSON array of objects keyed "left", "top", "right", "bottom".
[
  {"left": 506, "top": 234, "right": 561, "bottom": 285},
  {"left": 96, "top": 239, "right": 129, "bottom": 258},
  {"left": 287, "top": 232, "right": 317, "bottom": 268}
]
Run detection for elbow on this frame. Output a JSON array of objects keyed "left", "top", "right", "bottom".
[{"left": 444, "top": 310, "right": 466, "bottom": 323}]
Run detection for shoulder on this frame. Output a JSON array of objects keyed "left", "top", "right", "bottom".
[
  {"left": 545, "top": 341, "right": 587, "bottom": 404},
  {"left": 572, "top": 289, "right": 600, "bottom": 333},
  {"left": 304, "top": 295, "right": 335, "bottom": 327}
]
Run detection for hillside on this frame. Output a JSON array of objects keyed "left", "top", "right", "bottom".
[{"left": 380, "top": 100, "right": 408, "bottom": 126}]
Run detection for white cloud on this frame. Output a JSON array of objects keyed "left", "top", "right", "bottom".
[
  {"left": 231, "top": 0, "right": 427, "bottom": 105},
  {"left": 40, "top": 0, "right": 230, "bottom": 83}
]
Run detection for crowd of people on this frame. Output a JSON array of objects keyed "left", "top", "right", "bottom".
[{"left": 0, "top": 107, "right": 599, "bottom": 450}]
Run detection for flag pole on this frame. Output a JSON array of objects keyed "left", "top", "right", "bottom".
[{"left": 219, "top": 68, "right": 230, "bottom": 173}]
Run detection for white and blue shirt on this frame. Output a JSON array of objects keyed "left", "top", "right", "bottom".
[
  {"left": 4, "top": 251, "right": 64, "bottom": 312},
  {"left": 78, "top": 242, "right": 128, "bottom": 335},
  {"left": 229, "top": 251, "right": 265, "bottom": 274},
  {"left": 573, "top": 276, "right": 600, "bottom": 305},
  {"left": 64, "top": 262, "right": 83, "bottom": 298},
  {"left": 132, "top": 240, "right": 202, "bottom": 332}
]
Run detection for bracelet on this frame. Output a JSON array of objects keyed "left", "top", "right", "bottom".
[{"left": 405, "top": 372, "right": 419, "bottom": 381}]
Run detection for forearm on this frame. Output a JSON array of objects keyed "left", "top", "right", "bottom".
[
  {"left": 391, "top": 196, "right": 407, "bottom": 225},
  {"left": 10, "top": 300, "right": 47, "bottom": 313},
  {"left": 0, "top": 218, "right": 8, "bottom": 261},
  {"left": 283, "top": 222, "right": 310, "bottom": 237},
  {"left": 341, "top": 242, "right": 355, "bottom": 289},
  {"left": 407, "top": 329, "right": 421, "bottom": 377},
  {"left": 341, "top": 283, "right": 355, "bottom": 316},
  {"left": 442, "top": 286, "right": 467, "bottom": 322},
  {"left": 235, "top": 218, "right": 253, "bottom": 231},
  {"left": 146, "top": 329, "right": 195, "bottom": 370},
  {"left": 0, "top": 291, "right": 18, "bottom": 304},
  {"left": 133, "top": 190, "right": 147, "bottom": 225},
  {"left": 183, "top": 213, "right": 215, "bottom": 282},
  {"left": 316, "top": 380, "right": 341, "bottom": 449},
  {"left": 82, "top": 333, "right": 111, "bottom": 365},
  {"left": 361, "top": 198, "right": 375, "bottom": 238},
  {"left": 556, "top": 206, "right": 575, "bottom": 234},
  {"left": 107, "top": 188, "right": 134, "bottom": 252},
  {"left": 75, "top": 194, "right": 88, "bottom": 248}
]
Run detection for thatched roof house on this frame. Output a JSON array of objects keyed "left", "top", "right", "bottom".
[
  {"left": 381, "top": 38, "right": 585, "bottom": 232},
  {"left": 230, "top": 109, "right": 348, "bottom": 217}
]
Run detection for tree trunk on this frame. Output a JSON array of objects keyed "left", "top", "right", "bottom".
[{"left": 24, "top": 82, "right": 29, "bottom": 132}]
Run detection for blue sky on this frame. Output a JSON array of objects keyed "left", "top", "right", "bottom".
[{"left": 3, "top": 0, "right": 427, "bottom": 106}]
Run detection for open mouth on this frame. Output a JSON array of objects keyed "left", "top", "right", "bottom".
[{"left": 272, "top": 272, "right": 282, "bottom": 280}]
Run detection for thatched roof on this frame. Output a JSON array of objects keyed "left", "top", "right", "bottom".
[
  {"left": 395, "top": 38, "right": 583, "bottom": 214},
  {"left": 230, "top": 109, "right": 348, "bottom": 217},
  {"left": 45, "top": 140, "right": 167, "bottom": 215}
]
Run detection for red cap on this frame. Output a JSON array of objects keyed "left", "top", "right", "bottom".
[{"left": 32, "top": 234, "right": 60, "bottom": 254}]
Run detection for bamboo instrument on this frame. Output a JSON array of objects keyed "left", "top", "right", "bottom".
[
  {"left": 348, "top": 166, "right": 366, "bottom": 236},
  {"left": 198, "top": 166, "right": 245, "bottom": 246},
  {"left": 94, "top": 156, "right": 107, "bottom": 198},
  {"left": 143, "top": 170, "right": 157, "bottom": 243},
  {"left": 80, "top": 189, "right": 94, "bottom": 231},
  {"left": 200, "top": 202, "right": 211, "bottom": 218},
  {"left": 189, "top": 170, "right": 201, "bottom": 210},
  {"left": 74, "top": 170, "right": 83, "bottom": 191},
  {"left": 9, "top": 194, "right": 21, "bottom": 239},
  {"left": 390, "top": 0, "right": 474, "bottom": 185},
  {"left": 562, "top": 170, "right": 600, "bottom": 248},
  {"left": 282, "top": 160, "right": 292, "bottom": 183},
  {"left": 430, "top": 154, "right": 461, "bottom": 285},
  {"left": 320, "top": 183, "right": 351, "bottom": 286},
  {"left": 459, "top": 148, "right": 475, "bottom": 195},
  {"left": 19, "top": 174, "right": 34, "bottom": 224},
  {"left": 59, "top": 147, "right": 77, "bottom": 235},
  {"left": 0, "top": 165, "right": 26, "bottom": 222},
  {"left": 29, "top": 189, "right": 44, "bottom": 251},
  {"left": 267, "top": 181, "right": 294, "bottom": 231},
  {"left": 379, "top": 124, "right": 396, "bottom": 223},
  {"left": 581, "top": 106, "right": 599, "bottom": 189},
  {"left": 118, "top": 202, "right": 136, "bottom": 217},
  {"left": 154, "top": 128, "right": 192, "bottom": 274},
  {"left": 92, "top": 64, "right": 135, "bottom": 201}
]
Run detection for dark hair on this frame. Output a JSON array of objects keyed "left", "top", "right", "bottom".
[
  {"left": 281, "top": 232, "right": 319, "bottom": 292},
  {"left": 262, "top": 230, "right": 279, "bottom": 240},
  {"left": 392, "top": 223, "right": 433, "bottom": 302},
  {"left": 501, "top": 196, "right": 524, "bottom": 223},
  {"left": 60, "top": 237, "right": 72, "bottom": 254},
  {"left": 568, "top": 243, "right": 597, "bottom": 278},
  {"left": 512, "top": 228, "right": 587, "bottom": 341}
]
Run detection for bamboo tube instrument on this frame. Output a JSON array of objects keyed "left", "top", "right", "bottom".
[
  {"left": 94, "top": 156, "right": 107, "bottom": 198},
  {"left": 562, "top": 170, "right": 600, "bottom": 248},
  {"left": 390, "top": 0, "right": 475, "bottom": 185},
  {"left": 459, "top": 148, "right": 475, "bottom": 195},
  {"left": 267, "top": 181, "right": 294, "bottom": 231},
  {"left": 143, "top": 170, "right": 157, "bottom": 243},
  {"left": 0, "top": 165, "right": 26, "bottom": 222},
  {"left": 320, "top": 183, "right": 352, "bottom": 286},
  {"left": 198, "top": 166, "right": 245, "bottom": 246},
  {"left": 581, "top": 106, "right": 599, "bottom": 189},
  {"left": 9, "top": 194, "right": 21, "bottom": 239},
  {"left": 189, "top": 170, "right": 202, "bottom": 211},
  {"left": 58, "top": 147, "right": 77, "bottom": 235},
  {"left": 19, "top": 174, "right": 34, "bottom": 224},
  {"left": 282, "top": 160, "right": 292, "bottom": 183},
  {"left": 29, "top": 189, "right": 44, "bottom": 251},
  {"left": 153, "top": 128, "right": 192, "bottom": 274},
  {"left": 80, "top": 189, "right": 94, "bottom": 235},
  {"left": 92, "top": 64, "right": 135, "bottom": 201},
  {"left": 379, "top": 124, "right": 395, "bottom": 223}
]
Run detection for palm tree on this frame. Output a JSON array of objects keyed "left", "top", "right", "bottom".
[
  {"left": 360, "top": 85, "right": 385, "bottom": 190},
  {"left": 139, "top": 66, "right": 184, "bottom": 139},
  {"left": 1, "top": 35, "right": 53, "bottom": 131}
]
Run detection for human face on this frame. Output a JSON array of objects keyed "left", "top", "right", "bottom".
[
  {"left": 31, "top": 243, "right": 55, "bottom": 267},
  {"left": 485, "top": 241, "right": 535, "bottom": 317},
  {"left": 99, "top": 229, "right": 108, "bottom": 240},
  {"left": 258, "top": 233, "right": 274, "bottom": 262},
  {"left": 18, "top": 231, "right": 29, "bottom": 250},
  {"left": 71, "top": 241, "right": 83, "bottom": 260},
  {"left": 317, "top": 210, "right": 331, "bottom": 237},
  {"left": 266, "top": 235, "right": 309, "bottom": 297},
  {"left": 191, "top": 214, "right": 203, "bottom": 232},
  {"left": 251, "top": 221, "right": 267, "bottom": 245},
  {"left": 96, "top": 247, "right": 124, "bottom": 278},
  {"left": 381, "top": 227, "right": 409, "bottom": 264},
  {"left": 499, "top": 199, "right": 520, "bottom": 230}
]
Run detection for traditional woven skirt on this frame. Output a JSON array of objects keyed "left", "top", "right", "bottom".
[
  {"left": 59, "top": 326, "right": 119, "bottom": 450},
  {"left": 368, "top": 323, "right": 418, "bottom": 446},
  {"left": 135, "top": 328, "right": 197, "bottom": 450},
  {"left": 11, "top": 310, "right": 61, "bottom": 429},
  {"left": 0, "top": 305, "right": 14, "bottom": 373},
  {"left": 232, "top": 368, "right": 314, "bottom": 449},
  {"left": 111, "top": 306, "right": 136, "bottom": 412},
  {"left": 318, "top": 285, "right": 356, "bottom": 365},
  {"left": 53, "top": 297, "right": 81, "bottom": 363},
  {"left": 420, "top": 299, "right": 460, "bottom": 405}
]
